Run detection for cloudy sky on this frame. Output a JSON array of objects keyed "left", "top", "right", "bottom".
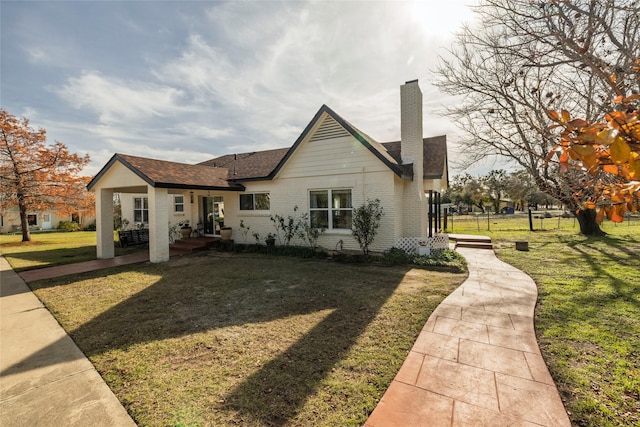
[{"left": 2, "top": 0, "right": 481, "bottom": 176}]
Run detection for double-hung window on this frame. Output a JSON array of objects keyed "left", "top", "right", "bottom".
[
  {"left": 309, "top": 189, "right": 352, "bottom": 229},
  {"left": 134, "top": 197, "right": 149, "bottom": 223},
  {"left": 174, "top": 195, "right": 184, "bottom": 213},
  {"left": 240, "top": 193, "right": 270, "bottom": 211}
]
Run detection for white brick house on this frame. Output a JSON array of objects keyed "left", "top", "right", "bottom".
[{"left": 88, "top": 80, "right": 448, "bottom": 262}]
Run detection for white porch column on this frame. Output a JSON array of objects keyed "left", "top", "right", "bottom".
[
  {"left": 96, "top": 188, "right": 115, "bottom": 259},
  {"left": 148, "top": 186, "right": 170, "bottom": 263}
]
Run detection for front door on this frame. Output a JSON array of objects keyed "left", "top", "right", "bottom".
[
  {"left": 203, "top": 197, "right": 215, "bottom": 235},
  {"left": 202, "top": 196, "right": 224, "bottom": 235},
  {"left": 42, "top": 213, "right": 52, "bottom": 229}
]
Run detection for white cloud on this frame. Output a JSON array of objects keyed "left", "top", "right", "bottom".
[
  {"left": 5, "top": 0, "right": 479, "bottom": 175},
  {"left": 53, "top": 71, "right": 187, "bottom": 124},
  {"left": 169, "top": 123, "right": 235, "bottom": 140}
]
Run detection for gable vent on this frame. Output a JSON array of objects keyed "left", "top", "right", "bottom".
[{"left": 309, "top": 116, "right": 350, "bottom": 142}]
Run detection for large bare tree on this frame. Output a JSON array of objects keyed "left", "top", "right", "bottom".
[{"left": 434, "top": 0, "right": 640, "bottom": 235}]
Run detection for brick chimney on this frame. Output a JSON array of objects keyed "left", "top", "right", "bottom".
[
  {"left": 400, "top": 79, "right": 424, "bottom": 180},
  {"left": 400, "top": 79, "right": 427, "bottom": 237}
]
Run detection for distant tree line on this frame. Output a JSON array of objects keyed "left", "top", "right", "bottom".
[{"left": 444, "top": 169, "right": 561, "bottom": 214}]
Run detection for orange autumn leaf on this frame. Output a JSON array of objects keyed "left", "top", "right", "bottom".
[
  {"left": 547, "top": 110, "right": 560, "bottom": 121},
  {"left": 548, "top": 91, "right": 640, "bottom": 220},
  {"left": 606, "top": 205, "right": 615, "bottom": 220},
  {"left": 568, "top": 148, "right": 580, "bottom": 161},
  {"left": 581, "top": 152, "right": 598, "bottom": 169},
  {"left": 611, "top": 211, "right": 625, "bottom": 223},
  {"left": 558, "top": 150, "right": 569, "bottom": 163},
  {"left": 611, "top": 204, "right": 626, "bottom": 223},
  {"left": 567, "top": 118, "right": 589, "bottom": 128}
]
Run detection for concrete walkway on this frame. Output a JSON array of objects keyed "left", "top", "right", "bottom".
[
  {"left": 1, "top": 239, "right": 571, "bottom": 426},
  {"left": 0, "top": 256, "right": 136, "bottom": 426},
  {"left": 366, "top": 239, "right": 571, "bottom": 426},
  {"left": 17, "top": 251, "right": 150, "bottom": 283}
]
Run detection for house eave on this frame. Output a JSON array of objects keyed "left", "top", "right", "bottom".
[
  {"left": 87, "top": 154, "right": 246, "bottom": 192},
  {"left": 267, "top": 105, "right": 405, "bottom": 180},
  {"left": 154, "top": 182, "right": 246, "bottom": 191}
]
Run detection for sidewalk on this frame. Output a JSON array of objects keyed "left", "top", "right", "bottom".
[
  {"left": 17, "top": 251, "right": 150, "bottom": 283},
  {"left": 1, "top": 239, "right": 571, "bottom": 426},
  {"left": 0, "top": 256, "right": 136, "bottom": 426},
  {"left": 366, "top": 238, "right": 571, "bottom": 426}
]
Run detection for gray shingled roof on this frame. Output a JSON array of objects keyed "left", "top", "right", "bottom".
[
  {"left": 89, "top": 107, "right": 447, "bottom": 190},
  {"left": 199, "top": 136, "right": 447, "bottom": 182},
  {"left": 381, "top": 135, "right": 448, "bottom": 179},
  {"left": 87, "top": 154, "right": 245, "bottom": 191},
  {"left": 199, "top": 105, "right": 447, "bottom": 182},
  {"left": 197, "top": 147, "right": 289, "bottom": 180}
]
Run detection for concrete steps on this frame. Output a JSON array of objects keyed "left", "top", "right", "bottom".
[
  {"left": 455, "top": 241, "right": 494, "bottom": 250},
  {"left": 449, "top": 234, "right": 493, "bottom": 250}
]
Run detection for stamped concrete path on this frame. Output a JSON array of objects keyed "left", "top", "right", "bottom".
[
  {"left": 366, "top": 238, "right": 571, "bottom": 426},
  {"left": 1, "top": 238, "right": 571, "bottom": 426},
  {"left": 0, "top": 256, "right": 136, "bottom": 426}
]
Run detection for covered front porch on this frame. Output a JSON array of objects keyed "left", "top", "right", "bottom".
[{"left": 87, "top": 154, "right": 244, "bottom": 263}]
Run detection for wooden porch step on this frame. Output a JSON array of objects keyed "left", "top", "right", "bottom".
[{"left": 170, "top": 237, "right": 221, "bottom": 254}]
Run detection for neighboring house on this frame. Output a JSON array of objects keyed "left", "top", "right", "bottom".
[
  {"left": 88, "top": 80, "right": 449, "bottom": 262},
  {"left": 0, "top": 207, "right": 94, "bottom": 233}
]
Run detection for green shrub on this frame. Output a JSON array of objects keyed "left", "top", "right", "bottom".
[
  {"left": 57, "top": 220, "right": 80, "bottom": 232},
  {"left": 411, "top": 249, "right": 467, "bottom": 272},
  {"left": 84, "top": 221, "right": 96, "bottom": 231},
  {"left": 331, "top": 253, "right": 376, "bottom": 264},
  {"left": 382, "top": 247, "right": 414, "bottom": 264},
  {"left": 215, "top": 242, "right": 328, "bottom": 259},
  {"left": 212, "top": 243, "right": 466, "bottom": 272},
  {"left": 351, "top": 199, "right": 383, "bottom": 255}
]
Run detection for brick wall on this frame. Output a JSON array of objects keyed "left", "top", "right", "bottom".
[{"left": 400, "top": 80, "right": 427, "bottom": 237}]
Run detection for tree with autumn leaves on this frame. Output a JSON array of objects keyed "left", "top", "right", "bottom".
[
  {"left": 548, "top": 94, "right": 639, "bottom": 232},
  {"left": 435, "top": 0, "right": 639, "bottom": 235},
  {"left": 1, "top": 109, "right": 93, "bottom": 242}
]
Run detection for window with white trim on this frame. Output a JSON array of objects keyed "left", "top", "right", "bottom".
[
  {"left": 134, "top": 197, "right": 149, "bottom": 223},
  {"left": 309, "top": 189, "right": 352, "bottom": 229},
  {"left": 27, "top": 213, "right": 37, "bottom": 226},
  {"left": 174, "top": 195, "right": 184, "bottom": 213},
  {"left": 240, "top": 193, "right": 270, "bottom": 210}
]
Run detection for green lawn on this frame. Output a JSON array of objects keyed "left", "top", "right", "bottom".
[
  {"left": 4, "top": 221, "right": 638, "bottom": 426},
  {"left": 0, "top": 231, "right": 140, "bottom": 272},
  {"left": 448, "top": 215, "right": 640, "bottom": 427},
  {"left": 9, "top": 247, "right": 465, "bottom": 426}
]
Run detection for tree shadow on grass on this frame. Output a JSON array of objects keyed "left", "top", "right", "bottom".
[
  {"left": 3, "top": 255, "right": 413, "bottom": 425},
  {"left": 222, "top": 275, "right": 397, "bottom": 426},
  {"left": 3, "top": 245, "right": 142, "bottom": 273},
  {"left": 564, "top": 234, "right": 640, "bottom": 308},
  {"left": 2, "top": 246, "right": 97, "bottom": 272}
]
